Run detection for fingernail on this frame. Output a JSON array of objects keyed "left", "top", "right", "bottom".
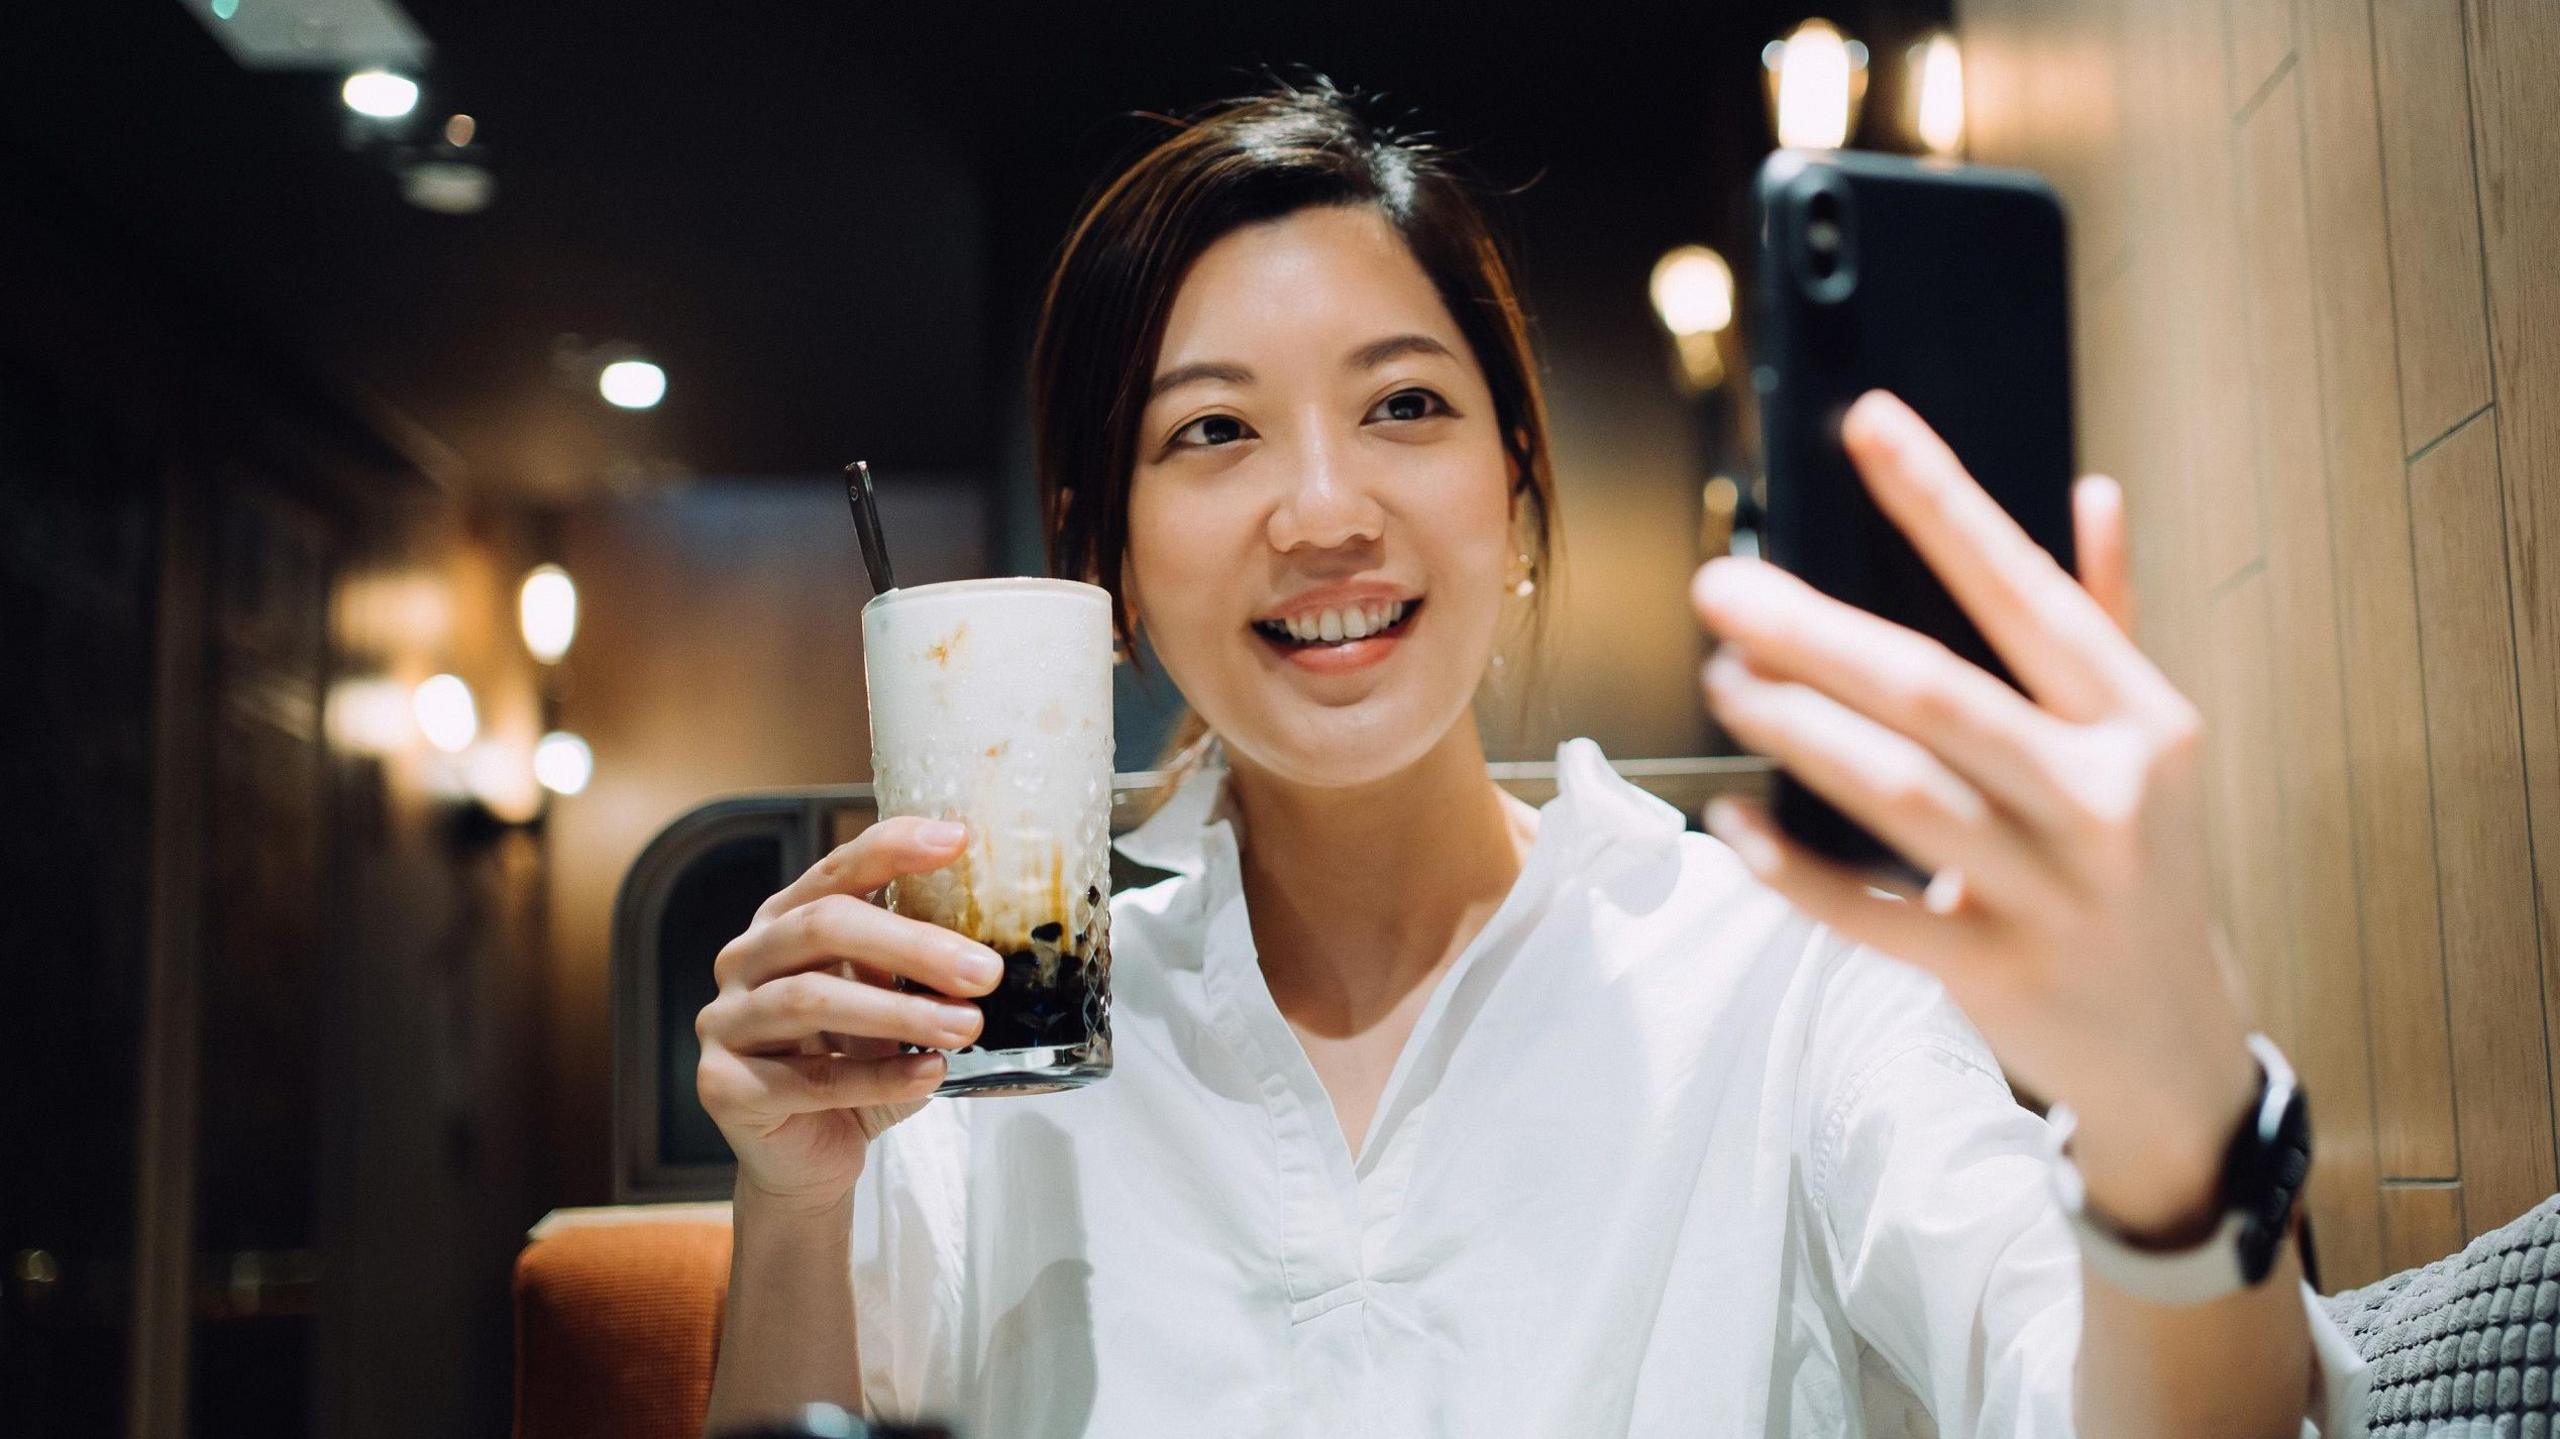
[
  {"left": 1704, "top": 647, "right": 1746, "bottom": 690},
  {"left": 936, "top": 1001, "right": 981, "bottom": 1045},
  {"left": 955, "top": 941, "right": 1003, "bottom": 987},
  {"left": 917, "top": 818, "right": 965, "bottom": 846}
]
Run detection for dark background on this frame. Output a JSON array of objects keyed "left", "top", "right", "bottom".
[{"left": 0, "top": 2, "right": 1948, "bottom": 1434}]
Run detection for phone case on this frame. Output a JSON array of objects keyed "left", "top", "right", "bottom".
[{"left": 1750, "top": 150, "right": 2079, "bottom": 886}]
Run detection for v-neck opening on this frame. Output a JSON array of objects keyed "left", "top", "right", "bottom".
[{"left": 1214, "top": 793, "right": 1570, "bottom": 1185}]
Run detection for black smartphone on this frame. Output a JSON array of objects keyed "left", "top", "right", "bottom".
[{"left": 1749, "top": 150, "right": 2078, "bottom": 887}]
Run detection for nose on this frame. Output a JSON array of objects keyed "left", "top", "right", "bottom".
[{"left": 1265, "top": 426, "right": 1387, "bottom": 554}]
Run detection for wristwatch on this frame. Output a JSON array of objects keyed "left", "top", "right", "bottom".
[{"left": 2043, "top": 1032, "right": 2312, "bottom": 1306}]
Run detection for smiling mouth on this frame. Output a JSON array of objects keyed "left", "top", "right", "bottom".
[{"left": 1249, "top": 597, "right": 1422, "bottom": 650}]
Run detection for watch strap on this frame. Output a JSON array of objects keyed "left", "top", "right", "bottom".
[{"left": 2042, "top": 1033, "right": 2299, "bottom": 1307}]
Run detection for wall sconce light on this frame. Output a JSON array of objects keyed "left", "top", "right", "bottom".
[
  {"left": 412, "top": 673, "right": 479, "bottom": 754},
  {"left": 518, "top": 563, "right": 578, "bottom": 664},
  {"left": 1909, "top": 32, "right": 1966, "bottom": 157},
  {"left": 533, "top": 731, "right": 593, "bottom": 796},
  {"left": 1649, "top": 245, "right": 1735, "bottom": 393},
  {"left": 1764, "top": 19, "right": 1869, "bottom": 150}
]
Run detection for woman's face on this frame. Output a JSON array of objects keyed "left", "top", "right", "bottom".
[{"left": 1125, "top": 202, "right": 1517, "bottom": 790}]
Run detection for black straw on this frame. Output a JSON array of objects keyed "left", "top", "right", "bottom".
[{"left": 842, "top": 460, "right": 896, "bottom": 596}]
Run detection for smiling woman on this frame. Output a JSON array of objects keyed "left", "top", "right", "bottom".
[{"left": 694, "top": 75, "right": 2369, "bottom": 1439}]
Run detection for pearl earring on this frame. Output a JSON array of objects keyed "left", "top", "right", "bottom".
[{"left": 1508, "top": 549, "right": 1536, "bottom": 598}]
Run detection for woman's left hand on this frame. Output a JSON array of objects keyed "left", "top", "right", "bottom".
[{"left": 1690, "top": 389, "right": 2259, "bottom": 1238}]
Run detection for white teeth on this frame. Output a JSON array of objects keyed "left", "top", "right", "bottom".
[{"left": 1261, "top": 598, "right": 1414, "bottom": 646}]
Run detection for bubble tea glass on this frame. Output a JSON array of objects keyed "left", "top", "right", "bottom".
[{"left": 861, "top": 578, "right": 1114, "bottom": 1096}]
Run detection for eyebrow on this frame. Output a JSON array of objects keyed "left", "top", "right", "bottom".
[{"left": 1146, "top": 332, "right": 1458, "bottom": 401}]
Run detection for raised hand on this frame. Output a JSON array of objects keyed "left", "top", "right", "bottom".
[{"left": 1691, "top": 389, "right": 2258, "bottom": 1235}]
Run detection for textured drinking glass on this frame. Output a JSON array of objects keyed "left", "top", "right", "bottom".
[{"left": 860, "top": 578, "right": 1114, "bottom": 1096}]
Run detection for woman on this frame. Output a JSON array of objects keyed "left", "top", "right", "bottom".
[{"left": 696, "top": 80, "right": 2365, "bottom": 1436}]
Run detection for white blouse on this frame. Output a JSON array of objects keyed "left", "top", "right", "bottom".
[{"left": 851, "top": 738, "right": 2369, "bottom": 1436}]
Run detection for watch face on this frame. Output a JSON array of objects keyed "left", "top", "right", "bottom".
[{"left": 2238, "top": 1078, "right": 2312, "bottom": 1285}]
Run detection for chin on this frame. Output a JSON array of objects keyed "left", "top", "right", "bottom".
[{"left": 1213, "top": 677, "right": 1476, "bottom": 792}]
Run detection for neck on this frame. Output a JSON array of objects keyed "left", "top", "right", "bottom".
[{"left": 1225, "top": 714, "right": 1535, "bottom": 1039}]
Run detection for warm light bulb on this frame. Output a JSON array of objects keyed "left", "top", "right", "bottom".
[
  {"left": 518, "top": 564, "right": 578, "bottom": 663},
  {"left": 341, "top": 70, "right": 420, "bottom": 120},
  {"left": 412, "top": 674, "right": 478, "bottom": 754},
  {"left": 1649, "top": 246, "right": 1735, "bottom": 338},
  {"left": 534, "top": 732, "right": 594, "bottom": 796},
  {"left": 598, "top": 360, "right": 666, "bottom": 410},
  {"left": 1768, "top": 19, "right": 1865, "bottom": 149},
  {"left": 1912, "top": 33, "right": 1966, "bottom": 156},
  {"left": 326, "top": 677, "right": 414, "bottom": 756}
]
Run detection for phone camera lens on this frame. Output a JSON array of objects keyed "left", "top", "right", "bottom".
[
  {"left": 1795, "top": 182, "right": 1854, "bottom": 297},
  {"left": 1804, "top": 190, "right": 1844, "bottom": 278}
]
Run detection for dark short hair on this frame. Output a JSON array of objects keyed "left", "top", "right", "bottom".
[{"left": 1030, "top": 75, "right": 1559, "bottom": 662}]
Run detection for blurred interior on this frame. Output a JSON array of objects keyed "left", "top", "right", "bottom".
[{"left": 6, "top": 0, "right": 2556, "bottom": 1435}]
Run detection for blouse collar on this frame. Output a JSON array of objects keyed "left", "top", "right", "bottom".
[{"left": 1110, "top": 735, "right": 1686, "bottom": 880}]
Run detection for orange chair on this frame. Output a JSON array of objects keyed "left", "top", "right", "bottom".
[{"left": 513, "top": 1204, "right": 734, "bottom": 1439}]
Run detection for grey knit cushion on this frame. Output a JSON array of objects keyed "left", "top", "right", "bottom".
[{"left": 2324, "top": 1195, "right": 2560, "bottom": 1436}]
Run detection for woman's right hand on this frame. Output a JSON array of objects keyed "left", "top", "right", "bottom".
[{"left": 694, "top": 816, "right": 1002, "bottom": 1216}]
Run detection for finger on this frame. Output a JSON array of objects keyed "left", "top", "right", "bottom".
[
  {"left": 1704, "top": 795, "right": 1984, "bottom": 975},
  {"left": 2072, "top": 474, "right": 2137, "bottom": 637},
  {"left": 703, "top": 1047, "right": 945, "bottom": 1120},
  {"left": 719, "top": 891, "right": 1003, "bottom": 995},
  {"left": 1692, "top": 556, "right": 2086, "bottom": 840},
  {"left": 710, "top": 969, "right": 985, "bottom": 1053},
  {"left": 1703, "top": 647, "right": 2079, "bottom": 921},
  {"left": 755, "top": 815, "right": 969, "bottom": 923},
  {"left": 1841, "top": 391, "right": 2179, "bottom": 724}
]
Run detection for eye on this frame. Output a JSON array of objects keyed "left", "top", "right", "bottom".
[
  {"left": 1169, "top": 413, "right": 1254, "bottom": 450},
  {"left": 1368, "top": 387, "right": 1454, "bottom": 424}
]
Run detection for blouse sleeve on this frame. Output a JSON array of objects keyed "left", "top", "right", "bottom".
[
  {"left": 848, "top": 1098, "right": 973, "bottom": 1422},
  {"left": 1801, "top": 939, "right": 2371, "bottom": 1437}
]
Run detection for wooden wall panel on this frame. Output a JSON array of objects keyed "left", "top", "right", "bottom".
[
  {"left": 2406, "top": 412, "right": 2554, "bottom": 1236},
  {"left": 2205, "top": 569, "right": 2300, "bottom": 1055},
  {"left": 2224, "top": 0, "right": 2298, "bottom": 117},
  {"left": 2169, "top": 0, "right": 2271, "bottom": 591},
  {"left": 2466, "top": 0, "right": 2560, "bottom": 1166},
  {"left": 2380, "top": 1182, "right": 2469, "bottom": 1275},
  {"left": 2230, "top": 76, "right": 2399, "bottom": 1285},
  {"left": 2372, "top": 0, "right": 2495, "bottom": 452},
  {"left": 1962, "top": 0, "right": 2558, "bottom": 1286},
  {"left": 2295, "top": 0, "right": 2456, "bottom": 1208}
]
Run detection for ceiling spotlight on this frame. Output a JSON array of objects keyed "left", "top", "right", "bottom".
[
  {"left": 342, "top": 70, "right": 420, "bottom": 120},
  {"left": 599, "top": 359, "right": 667, "bottom": 410}
]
